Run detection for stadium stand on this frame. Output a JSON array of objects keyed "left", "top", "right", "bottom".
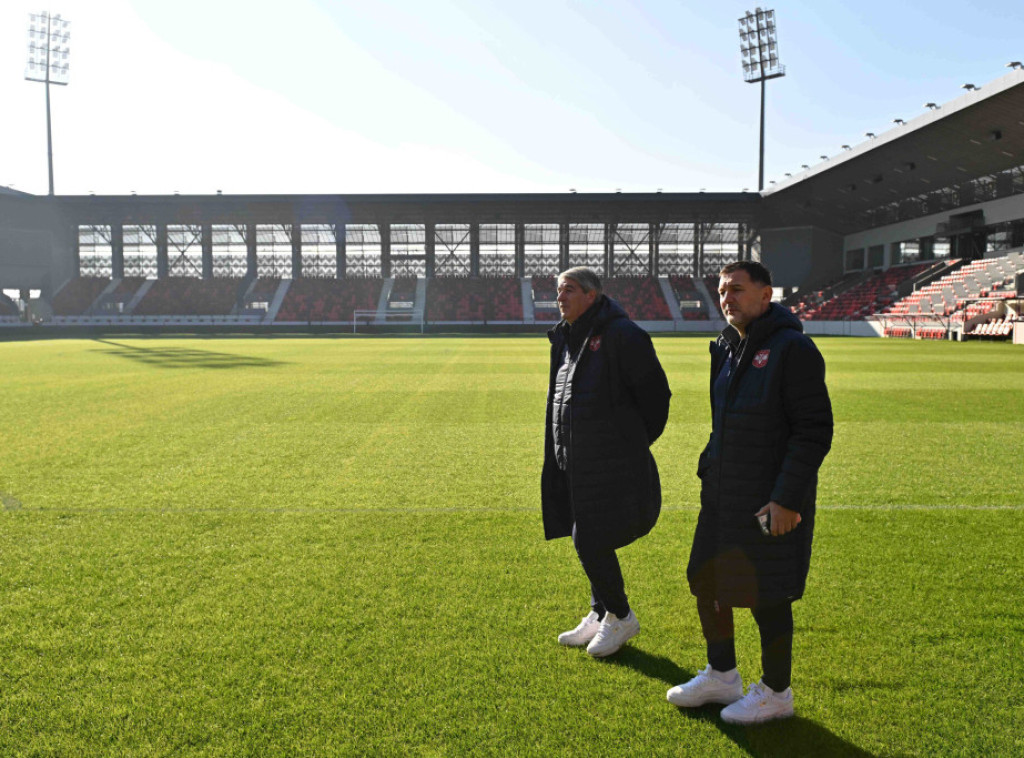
[
  {"left": 969, "top": 315, "right": 1018, "bottom": 338},
  {"left": 426, "top": 277, "right": 523, "bottom": 322},
  {"left": 531, "top": 277, "right": 560, "bottom": 322},
  {"left": 132, "top": 277, "right": 242, "bottom": 316},
  {"left": 93, "top": 276, "right": 147, "bottom": 314},
  {"left": 242, "top": 278, "right": 281, "bottom": 315},
  {"left": 702, "top": 276, "right": 725, "bottom": 317},
  {"left": 602, "top": 277, "right": 672, "bottom": 320},
  {"left": 799, "top": 262, "right": 936, "bottom": 320},
  {"left": 885, "top": 253, "right": 1023, "bottom": 319},
  {"left": 384, "top": 277, "right": 419, "bottom": 322},
  {"left": 389, "top": 277, "right": 417, "bottom": 305},
  {"left": 529, "top": 276, "right": 671, "bottom": 322},
  {"left": 51, "top": 277, "right": 111, "bottom": 316},
  {"left": 914, "top": 326, "right": 948, "bottom": 340},
  {"left": 274, "top": 278, "right": 383, "bottom": 322},
  {"left": 668, "top": 275, "right": 709, "bottom": 320},
  {"left": 787, "top": 272, "right": 865, "bottom": 319}
]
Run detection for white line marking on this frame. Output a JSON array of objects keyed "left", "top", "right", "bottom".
[{"left": 5, "top": 503, "right": 1024, "bottom": 515}]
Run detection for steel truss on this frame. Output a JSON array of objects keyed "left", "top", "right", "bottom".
[{"left": 73, "top": 213, "right": 757, "bottom": 282}]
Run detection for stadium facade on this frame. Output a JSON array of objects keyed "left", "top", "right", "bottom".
[{"left": 2, "top": 69, "right": 1023, "bottom": 341}]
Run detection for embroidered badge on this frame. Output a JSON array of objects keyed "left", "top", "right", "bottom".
[
  {"left": 589, "top": 336, "right": 602, "bottom": 352},
  {"left": 752, "top": 349, "right": 770, "bottom": 368}
]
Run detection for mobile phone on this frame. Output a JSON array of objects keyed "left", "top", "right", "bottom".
[{"left": 756, "top": 511, "right": 771, "bottom": 536}]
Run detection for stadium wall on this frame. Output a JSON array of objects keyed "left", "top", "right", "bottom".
[
  {"left": 0, "top": 194, "right": 74, "bottom": 293},
  {"left": 842, "top": 193, "right": 1024, "bottom": 266},
  {"left": 760, "top": 225, "right": 843, "bottom": 290}
]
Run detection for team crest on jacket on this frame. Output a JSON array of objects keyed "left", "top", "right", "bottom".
[
  {"left": 752, "top": 349, "right": 770, "bottom": 368},
  {"left": 589, "top": 336, "right": 602, "bottom": 351}
]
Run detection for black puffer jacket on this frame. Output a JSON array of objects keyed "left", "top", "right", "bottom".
[
  {"left": 687, "top": 303, "right": 833, "bottom": 607},
  {"left": 541, "top": 296, "right": 671, "bottom": 552}
]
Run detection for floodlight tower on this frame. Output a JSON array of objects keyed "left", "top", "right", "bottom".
[
  {"left": 25, "top": 11, "right": 71, "bottom": 196},
  {"left": 738, "top": 8, "right": 785, "bottom": 191}
]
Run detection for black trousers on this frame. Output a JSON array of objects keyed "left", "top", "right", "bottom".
[
  {"left": 697, "top": 596, "right": 794, "bottom": 692},
  {"left": 572, "top": 523, "right": 630, "bottom": 619}
]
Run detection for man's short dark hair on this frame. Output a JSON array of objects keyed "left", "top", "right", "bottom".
[{"left": 720, "top": 260, "right": 773, "bottom": 287}]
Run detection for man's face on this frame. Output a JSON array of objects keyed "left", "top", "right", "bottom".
[
  {"left": 557, "top": 276, "right": 597, "bottom": 324},
  {"left": 719, "top": 269, "right": 771, "bottom": 334}
]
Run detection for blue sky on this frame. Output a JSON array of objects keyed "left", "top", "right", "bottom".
[{"left": 0, "top": 0, "right": 1020, "bottom": 195}]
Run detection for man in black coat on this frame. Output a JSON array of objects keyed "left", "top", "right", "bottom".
[
  {"left": 667, "top": 261, "right": 832, "bottom": 724},
  {"left": 542, "top": 267, "right": 671, "bottom": 658}
]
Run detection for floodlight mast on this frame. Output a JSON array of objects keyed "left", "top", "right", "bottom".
[
  {"left": 25, "top": 11, "right": 71, "bottom": 196},
  {"left": 738, "top": 8, "right": 785, "bottom": 191}
]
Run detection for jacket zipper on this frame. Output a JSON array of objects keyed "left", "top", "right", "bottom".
[{"left": 563, "top": 328, "right": 594, "bottom": 517}]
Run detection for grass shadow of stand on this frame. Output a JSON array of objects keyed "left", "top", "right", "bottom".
[
  {"left": 90, "top": 340, "right": 288, "bottom": 370},
  {"left": 604, "top": 647, "right": 885, "bottom": 758}
]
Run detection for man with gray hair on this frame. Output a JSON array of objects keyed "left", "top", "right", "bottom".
[{"left": 541, "top": 267, "right": 671, "bottom": 657}]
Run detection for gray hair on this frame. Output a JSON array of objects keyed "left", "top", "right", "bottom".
[{"left": 557, "top": 267, "right": 603, "bottom": 295}]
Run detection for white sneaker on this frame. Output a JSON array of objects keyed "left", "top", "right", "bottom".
[
  {"left": 557, "top": 611, "right": 602, "bottom": 647},
  {"left": 586, "top": 610, "right": 640, "bottom": 658},
  {"left": 666, "top": 665, "right": 743, "bottom": 707},
  {"left": 719, "top": 680, "right": 794, "bottom": 725}
]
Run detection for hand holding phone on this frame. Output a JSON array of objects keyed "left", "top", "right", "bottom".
[{"left": 755, "top": 502, "right": 801, "bottom": 537}]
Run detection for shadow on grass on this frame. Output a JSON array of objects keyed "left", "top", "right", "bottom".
[
  {"left": 603, "top": 648, "right": 885, "bottom": 758},
  {"left": 90, "top": 340, "right": 288, "bottom": 370}
]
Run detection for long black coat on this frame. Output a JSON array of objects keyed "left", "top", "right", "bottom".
[
  {"left": 687, "top": 303, "right": 833, "bottom": 608},
  {"left": 541, "top": 296, "right": 671, "bottom": 552}
]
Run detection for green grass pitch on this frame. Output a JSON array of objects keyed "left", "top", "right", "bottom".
[{"left": 1, "top": 335, "right": 1022, "bottom": 757}]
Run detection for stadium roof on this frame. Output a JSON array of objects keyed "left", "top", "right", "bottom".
[
  {"left": 53, "top": 192, "right": 761, "bottom": 227},
  {"left": 762, "top": 68, "right": 1024, "bottom": 235}
]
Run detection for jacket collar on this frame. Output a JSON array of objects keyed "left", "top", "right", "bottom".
[
  {"left": 548, "top": 295, "right": 628, "bottom": 346},
  {"left": 719, "top": 302, "right": 802, "bottom": 351}
]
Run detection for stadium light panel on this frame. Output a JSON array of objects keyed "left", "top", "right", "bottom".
[
  {"left": 739, "top": 7, "right": 785, "bottom": 190},
  {"left": 25, "top": 12, "right": 71, "bottom": 85}
]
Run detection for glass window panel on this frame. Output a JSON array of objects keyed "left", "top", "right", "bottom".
[
  {"left": 301, "top": 224, "right": 337, "bottom": 278},
  {"left": 255, "top": 224, "right": 292, "bottom": 277},
  {"left": 479, "top": 224, "right": 515, "bottom": 277},
  {"left": 434, "top": 224, "right": 471, "bottom": 278},
  {"left": 78, "top": 225, "right": 112, "bottom": 278},
  {"left": 345, "top": 224, "right": 381, "bottom": 278},
  {"left": 524, "top": 224, "right": 560, "bottom": 276}
]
